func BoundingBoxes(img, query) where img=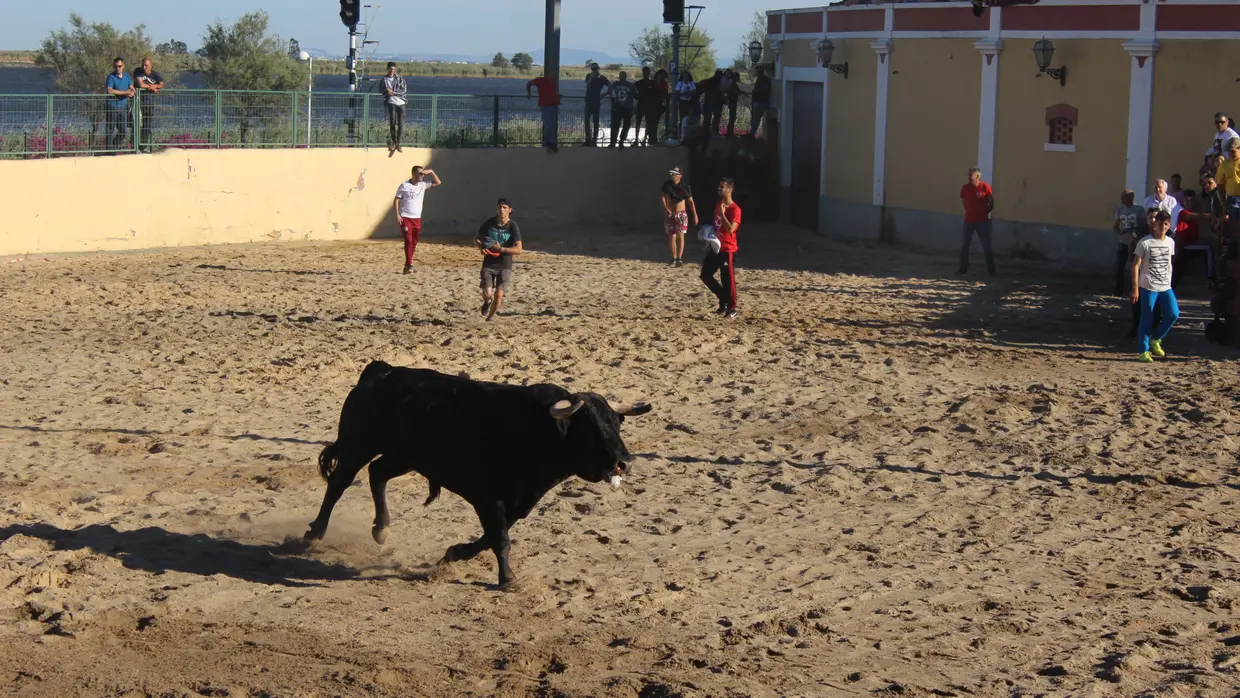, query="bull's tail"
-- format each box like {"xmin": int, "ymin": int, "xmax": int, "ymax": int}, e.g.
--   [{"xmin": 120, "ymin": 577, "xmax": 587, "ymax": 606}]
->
[{"xmin": 318, "ymin": 442, "xmax": 340, "ymax": 481}]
